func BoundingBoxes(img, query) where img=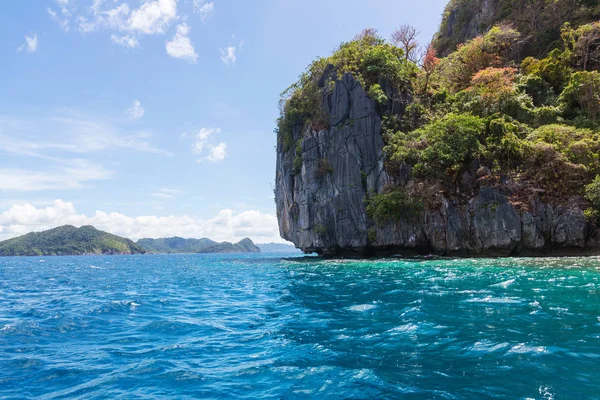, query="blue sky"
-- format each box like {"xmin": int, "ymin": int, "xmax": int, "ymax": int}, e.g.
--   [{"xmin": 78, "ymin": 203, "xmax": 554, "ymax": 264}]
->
[{"xmin": 0, "ymin": 0, "xmax": 448, "ymax": 242}]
